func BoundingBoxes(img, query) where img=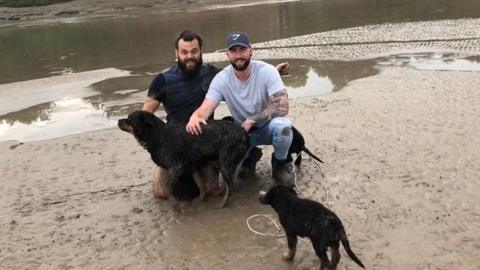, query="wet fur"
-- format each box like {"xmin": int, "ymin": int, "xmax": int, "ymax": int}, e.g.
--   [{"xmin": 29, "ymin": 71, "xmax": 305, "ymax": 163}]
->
[
  {"xmin": 259, "ymin": 186, "xmax": 365, "ymax": 270},
  {"xmin": 118, "ymin": 111, "xmax": 249, "ymax": 207}
]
